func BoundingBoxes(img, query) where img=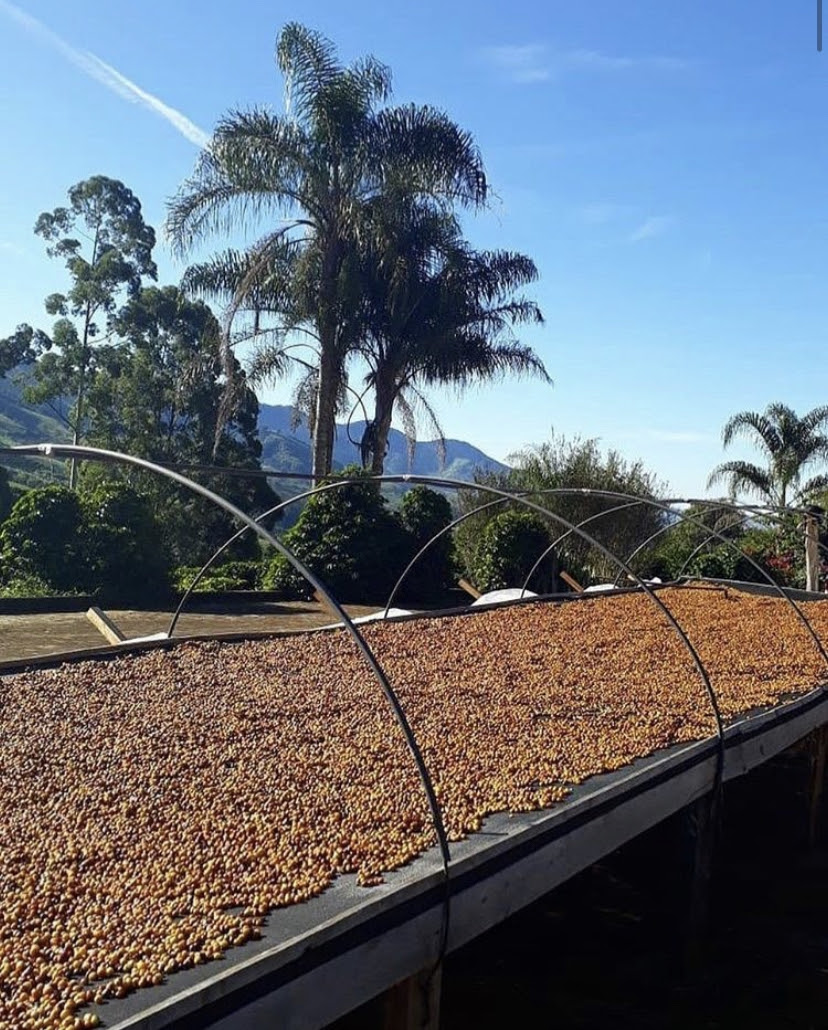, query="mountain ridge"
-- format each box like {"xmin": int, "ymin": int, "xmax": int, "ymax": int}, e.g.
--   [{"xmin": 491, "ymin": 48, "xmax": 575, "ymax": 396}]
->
[
  {"xmin": 0, "ymin": 380, "xmax": 508, "ymax": 484},
  {"xmin": 257, "ymin": 403, "xmax": 509, "ymax": 479}
]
